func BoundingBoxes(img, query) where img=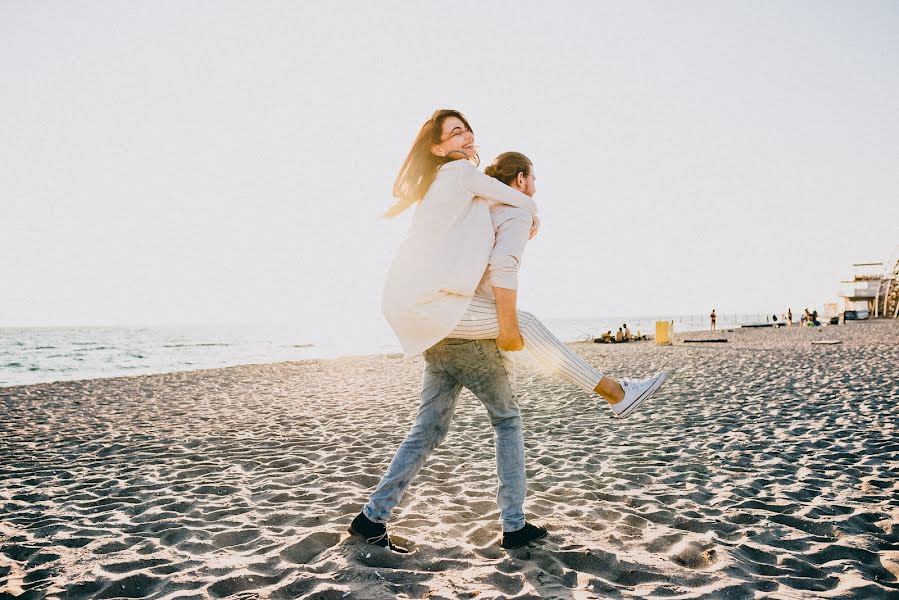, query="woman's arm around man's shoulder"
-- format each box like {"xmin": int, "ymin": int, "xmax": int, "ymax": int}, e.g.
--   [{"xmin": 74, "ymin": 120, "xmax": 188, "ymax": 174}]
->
[{"xmin": 457, "ymin": 160, "xmax": 538, "ymax": 215}]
